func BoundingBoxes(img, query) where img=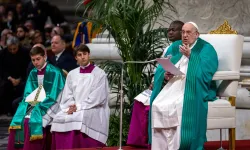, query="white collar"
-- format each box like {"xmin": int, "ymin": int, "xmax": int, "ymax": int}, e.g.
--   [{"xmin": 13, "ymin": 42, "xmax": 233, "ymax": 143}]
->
[
  {"xmin": 38, "ymin": 62, "xmax": 47, "ymax": 72},
  {"xmin": 80, "ymin": 63, "xmax": 90, "ymax": 69},
  {"xmin": 55, "ymin": 50, "xmax": 65, "ymax": 60},
  {"xmin": 190, "ymin": 40, "xmax": 197, "ymax": 50}
]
